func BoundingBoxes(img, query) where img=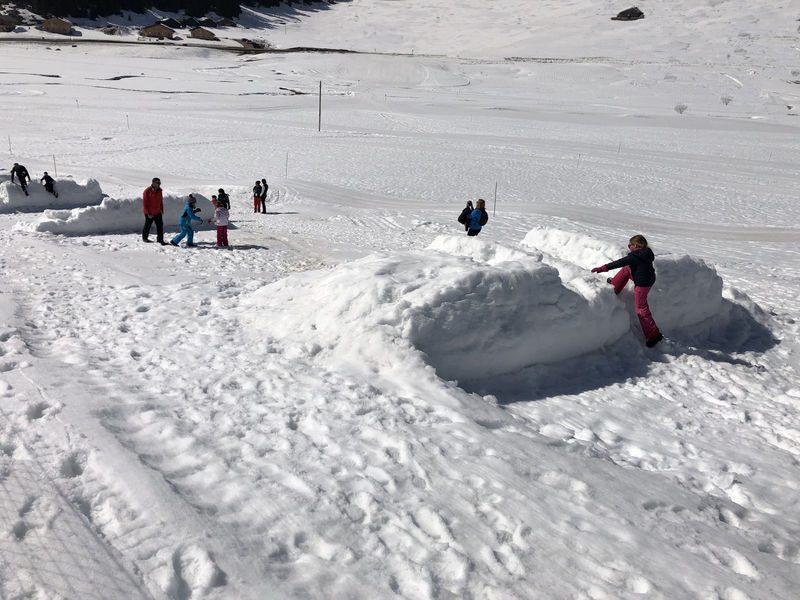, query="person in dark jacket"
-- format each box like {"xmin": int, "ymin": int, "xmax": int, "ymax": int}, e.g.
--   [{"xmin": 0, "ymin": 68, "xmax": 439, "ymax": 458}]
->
[
  {"xmin": 142, "ymin": 177, "xmax": 166, "ymax": 244},
  {"xmin": 466, "ymin": 199, "xmax": 489, "ymax": 236},
  {"xmin": 591, "ymin": 234, "xmax": 663, "ymax": 347},
  {"xmin": 457, "ymin": 200, "xmax": 473, "ymax": 231},
  {"xmin": 259, "ymin": 178, "xmax": 268, "ymax": 213},
  {"xmin": 40, "ymin": 172, "xmax": 58, "ymax": 197},
  {"xmin": 217, "ymin": 188, "xmax": 230, "ymax": 210},
  {"xmin": 252, "ymin": 180, "xmax": 262, "ymax": 213},
  {"xmin": 10, "ymin": 163, "xmax": 30, "ymax": 196}
]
